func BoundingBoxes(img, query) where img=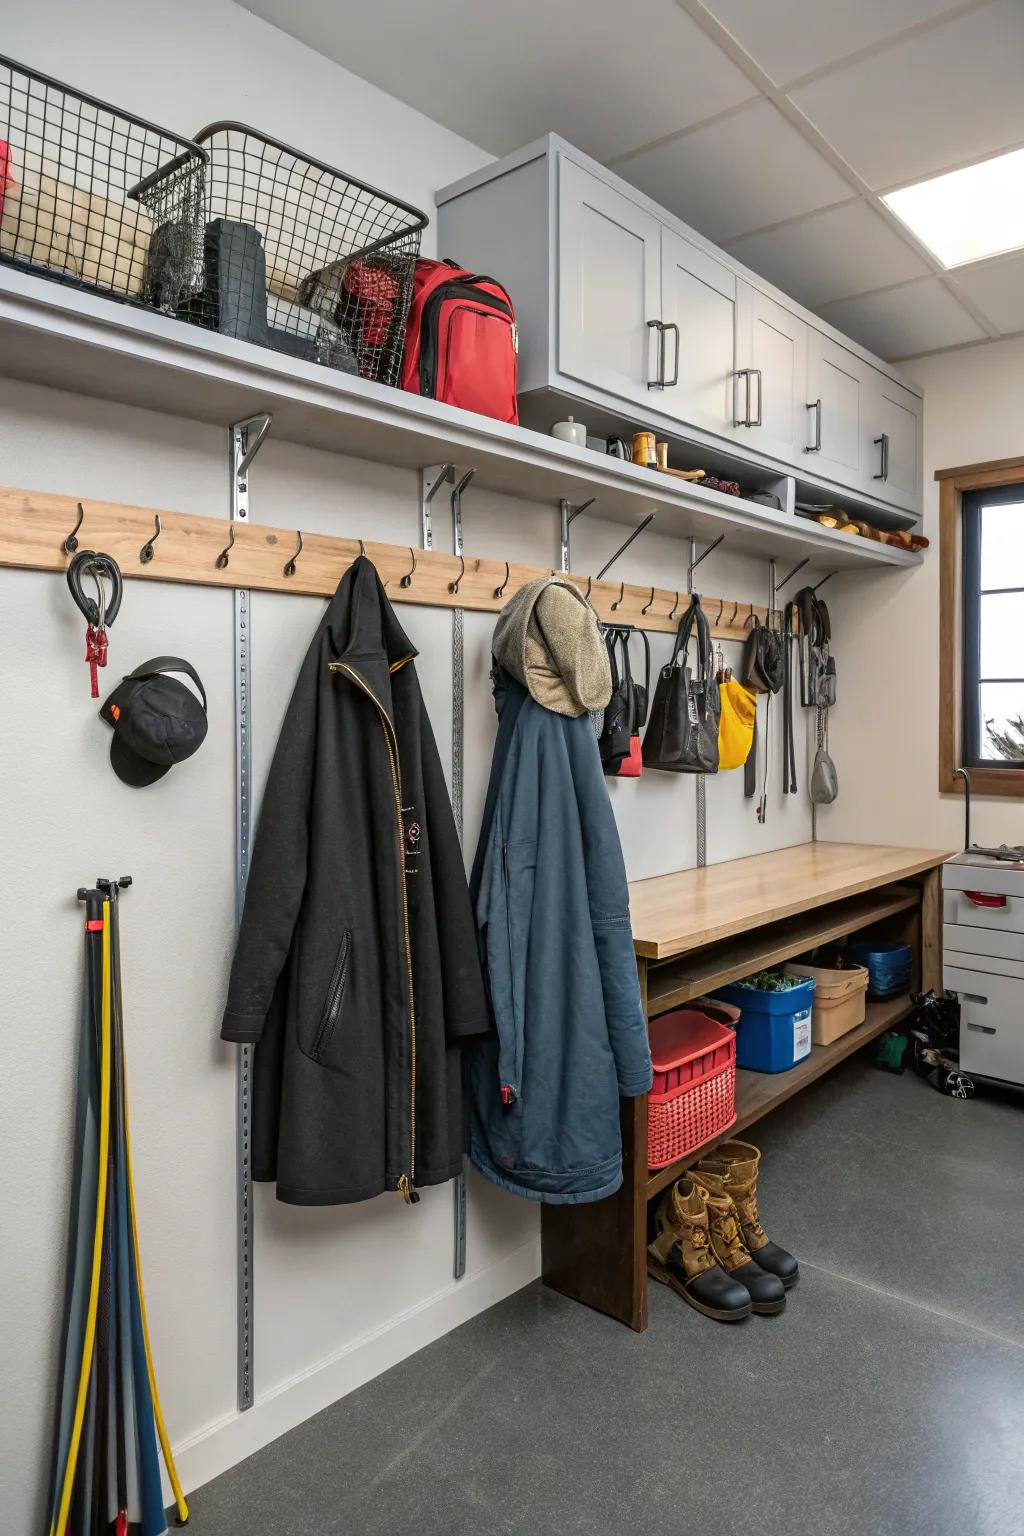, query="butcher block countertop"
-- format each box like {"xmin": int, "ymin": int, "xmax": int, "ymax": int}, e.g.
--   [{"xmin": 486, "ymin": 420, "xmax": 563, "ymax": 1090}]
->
[{"xmin": 627, "ymin": 842, "xmax": 951, "ymax": 960}]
